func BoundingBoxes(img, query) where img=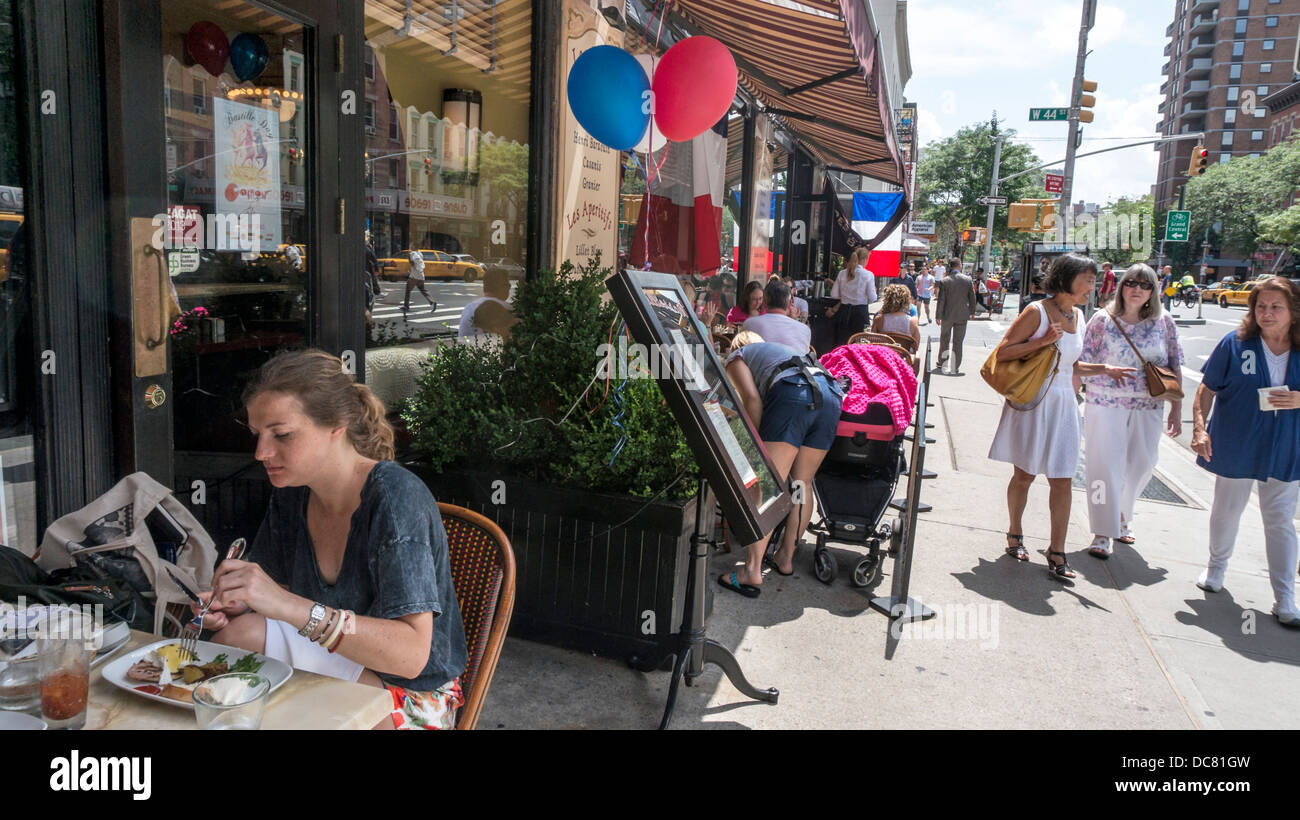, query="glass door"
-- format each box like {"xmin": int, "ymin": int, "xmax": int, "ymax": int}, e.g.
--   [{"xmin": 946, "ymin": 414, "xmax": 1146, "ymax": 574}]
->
[{"xmin": 108, "ymin": 0, "xmax": 350, "ymax": 545}]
